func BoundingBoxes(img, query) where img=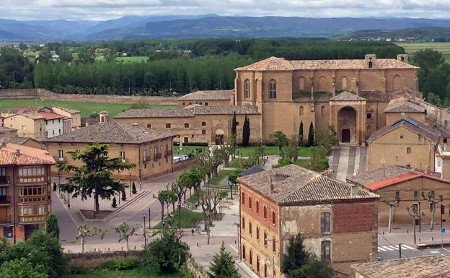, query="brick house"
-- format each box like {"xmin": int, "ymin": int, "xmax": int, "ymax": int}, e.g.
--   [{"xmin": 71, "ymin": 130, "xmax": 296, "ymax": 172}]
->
[
  {"xmin": 238, "ymin": 164, "xmax": 379, "ymax": 277},
  {"xmin": 43, "ymin": 121, "xmax": 176, "ymax": 181},
  {"xmin": 0, "ymin": 143, "xmax": 55, "ymax": 242}
]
